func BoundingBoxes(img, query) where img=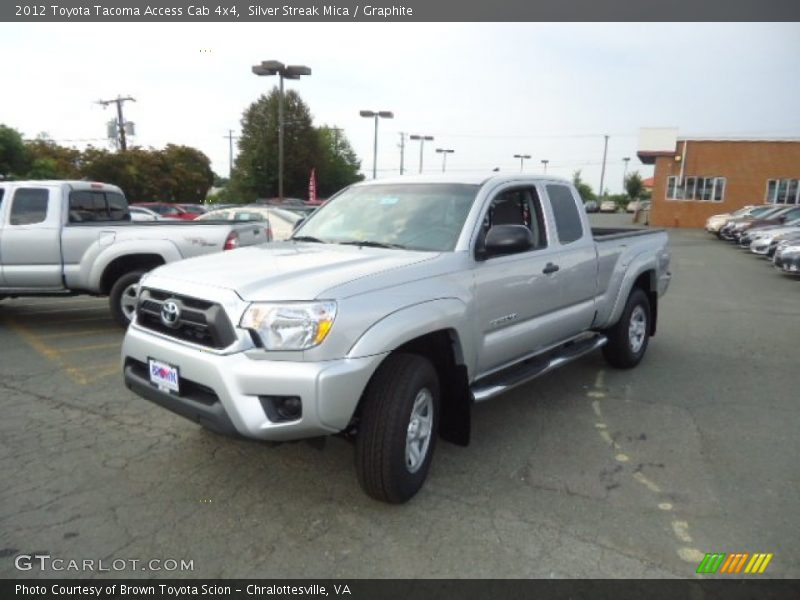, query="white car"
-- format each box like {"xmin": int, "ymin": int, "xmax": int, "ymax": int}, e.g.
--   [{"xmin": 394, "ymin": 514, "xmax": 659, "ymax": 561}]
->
[
  {"xmin": 197, "ymin": 205, "xmax": 302, "ymax": 240},
  {"xmin": 129, "ymin": 206, "xmax": 161, "ymax": 221},
  {"xmin": 600, "ymin": 200, "xmax": 617, "ymax": 213}
]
